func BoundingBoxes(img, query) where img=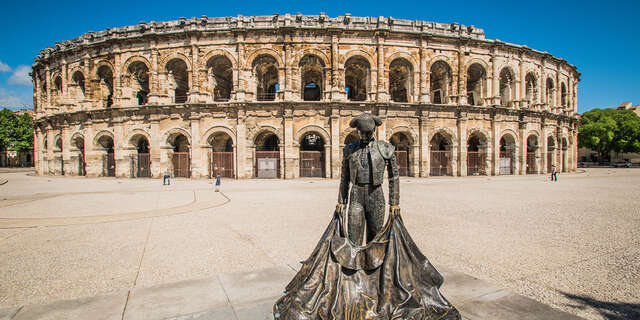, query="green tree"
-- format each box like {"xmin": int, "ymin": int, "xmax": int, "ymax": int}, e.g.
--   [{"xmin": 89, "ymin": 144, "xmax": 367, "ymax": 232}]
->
[
  {"xmin": 579, "ymin": 108, "xmax": 640, "ymax": 163},
  {"xmin": 0, "ymin": 109, "xmax": 17, "ymax": 151}
]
